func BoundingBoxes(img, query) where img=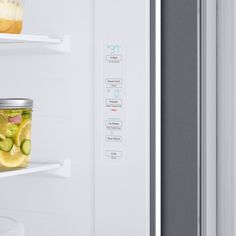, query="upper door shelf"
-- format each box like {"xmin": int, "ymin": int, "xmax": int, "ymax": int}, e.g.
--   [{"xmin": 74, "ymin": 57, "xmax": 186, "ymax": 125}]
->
[{"xmin": 0, "ymin": 34, "xmax": 70, "ymax": 55}]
